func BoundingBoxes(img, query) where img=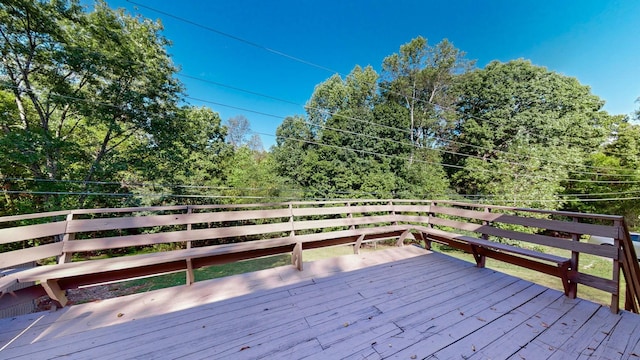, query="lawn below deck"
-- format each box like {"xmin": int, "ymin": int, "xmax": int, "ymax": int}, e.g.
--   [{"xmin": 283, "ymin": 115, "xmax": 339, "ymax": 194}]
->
[{"xmin": 2, "ymin": 246, "xmax": 640, "ymax": 359}]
